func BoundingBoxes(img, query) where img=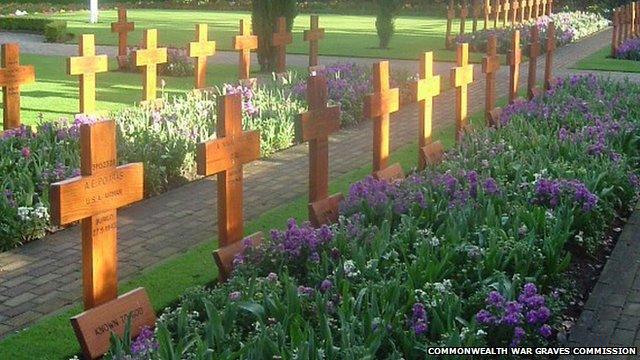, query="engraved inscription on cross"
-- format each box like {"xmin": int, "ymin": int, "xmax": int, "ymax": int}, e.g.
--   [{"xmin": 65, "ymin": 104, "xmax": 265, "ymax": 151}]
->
[
  {"xmin": 135, "ymin": 29, "xmax": 167, "ymax": 103},
  {"xmin": 272, "ymin": 17, "xmax": 293, "ymax": 74},
  {"xmin": 365, "ymin": 61, "xmax": 400, "ymax": 172},
  {"xmin": 50, "ymin": 120, "xmax": 144, "ymax": 310},
  {"xmin": 0, "ymin": 43, "xmax": 35, "ymax": 130},
  {"xmin": 110, "ymin": 7, "xmax": 134, "ymax": 68},
  {"xmin": 508, "ymin": 30, "xmax": 521, "ymax": 104},
  {"xmin": 482, "ymin": 35, "xmax": 500, "ymax": 126},
  {"xmin": 196, "ymin": 93, "xmax": 260, "ymax": 247},
  {"xmin": 189, "ymin": 24, "xmax": 216, "ymax": 90},
  {"xmin": 233, "ymin": 19, "xmax": 258, "ymax": 81},
  {"xmin": 450, "ymin": 43, "xmax": 474, "ymax": 144},
  {"xmin": 68, "ymin": 34, "xmax": 108, "ymax": 114},
  {"xmin": 304, "ymin": 15, "xmax": 325, "ymax": 69},
  {"xmin": 527, "ymin": 25, "xmax": 541, "ymax": 99},
  {"xmin": 415, "ymin": 52, "xmax": 441, "ymax": 170}
]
